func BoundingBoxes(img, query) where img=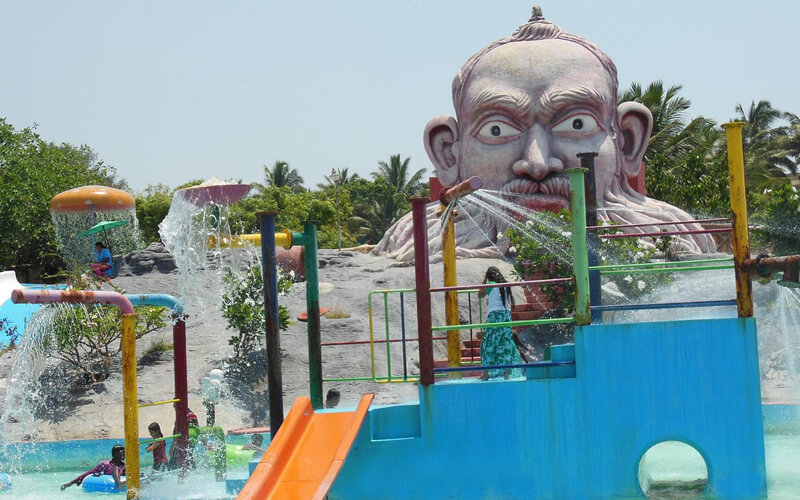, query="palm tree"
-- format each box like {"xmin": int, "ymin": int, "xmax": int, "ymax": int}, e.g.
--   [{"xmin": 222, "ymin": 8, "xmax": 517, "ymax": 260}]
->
[
  {"xmin": 317, "ymin": 167, "xmax": 360, "ymax": 189},
  {"xmin": 372, "ymin": 154, "xmax": 426, "ymax": 197},
  {"xmin": 733, "ymin": 100, "xmax": 791, "ymax": 190},
  {"xmin": 264, "ymin": 160, "xmax": 304, "ymax": 190},
  {"xmin": 619, "ymin": 81, "xmax": 716, "ymax": 164}
]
